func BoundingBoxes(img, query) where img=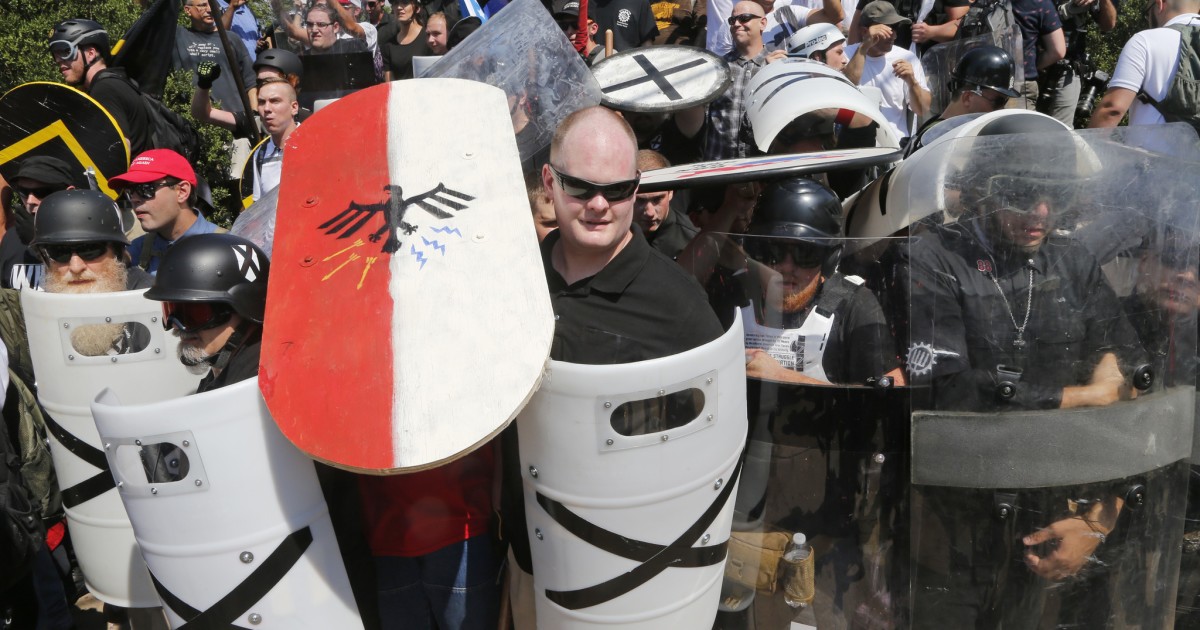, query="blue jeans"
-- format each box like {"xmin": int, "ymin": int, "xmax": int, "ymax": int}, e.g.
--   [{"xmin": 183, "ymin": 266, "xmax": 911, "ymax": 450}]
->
[{"xmin": 374, "ymin": 534, "xmax": 500, "ymax": 630}]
